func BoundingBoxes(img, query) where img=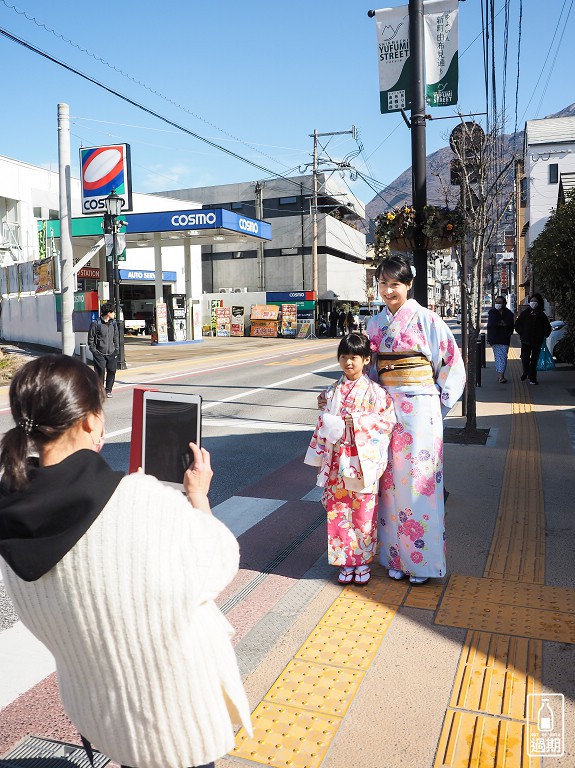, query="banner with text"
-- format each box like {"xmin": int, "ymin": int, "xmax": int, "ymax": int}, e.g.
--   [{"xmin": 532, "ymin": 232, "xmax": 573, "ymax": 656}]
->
[
  {"xmin": 424, "ymin": 0, "xmax": 458, "ymax": 107},
  {"xmin": 374, "ymin": 0, "xmax": 458, "ymax": 114}
]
